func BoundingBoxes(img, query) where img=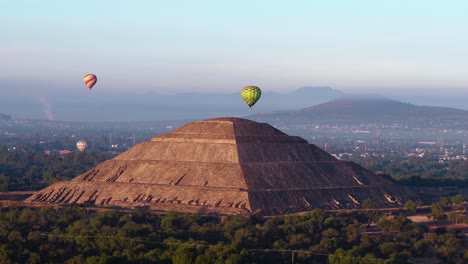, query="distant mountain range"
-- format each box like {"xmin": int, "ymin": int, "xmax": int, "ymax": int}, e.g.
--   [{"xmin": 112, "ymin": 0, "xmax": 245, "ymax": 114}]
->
[
  {"xmin": 3, "ymin": 84, "xmax": 468, "ymax": 127},
  {"xmin": 4, "ymin": 93, "xmax": 468, "ymax": 142},
  {"xmin": 249, "ymin": 95, "xmax": 468, "ymax": 127},
  {"xmin": 0, "ymin": 114, "xmax": 11, "ymax": 121},
  {"xmin": 0, "ymin": 86, "xmax": 343, "ymax": 122}
]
